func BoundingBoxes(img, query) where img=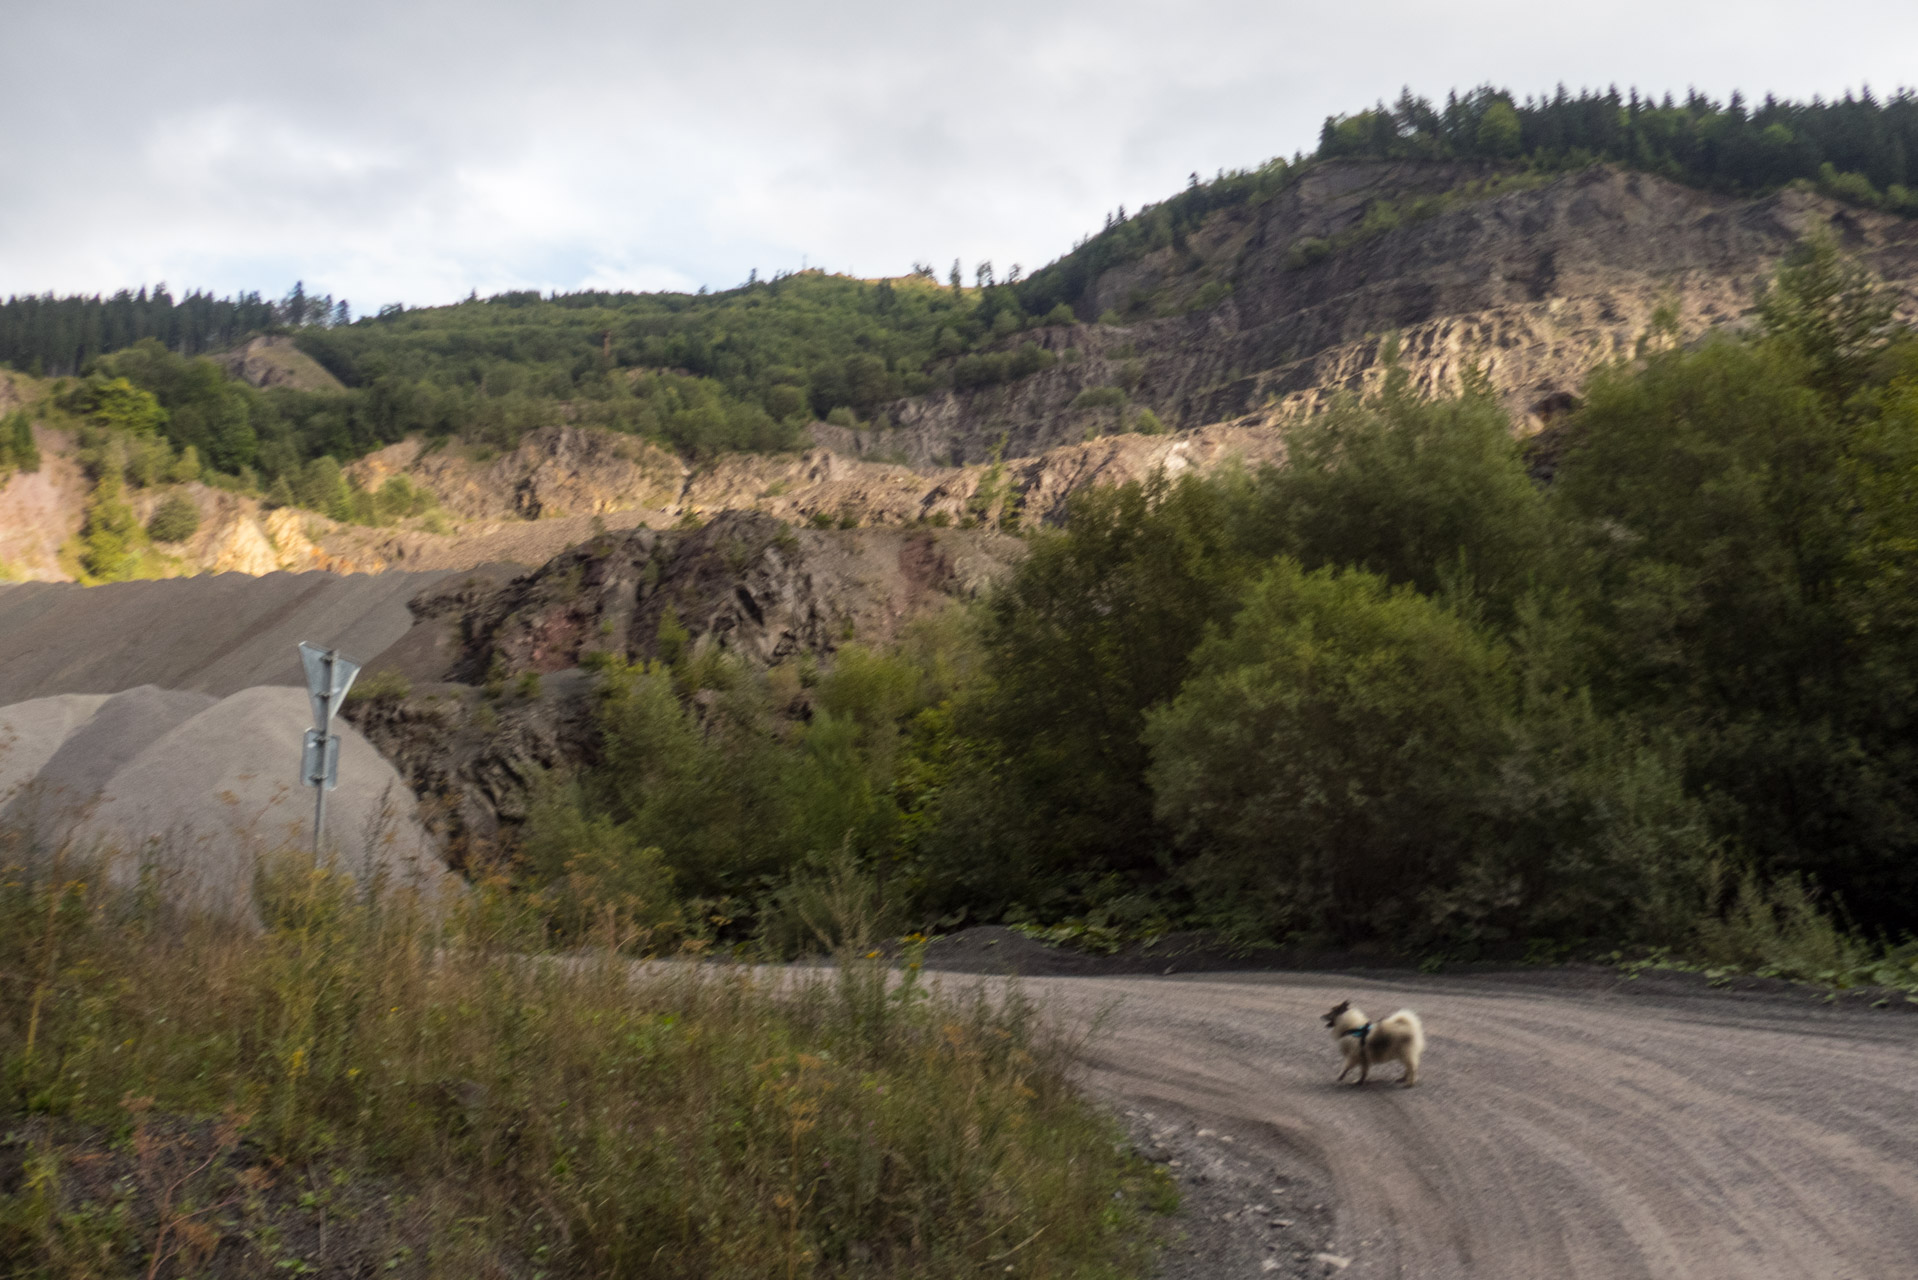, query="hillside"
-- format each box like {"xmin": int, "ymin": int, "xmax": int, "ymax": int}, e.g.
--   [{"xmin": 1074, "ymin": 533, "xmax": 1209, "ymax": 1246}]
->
[
  {"xmin": 858, "ymin": 162, "xmax": 1918, "ymax": 465},
  {"xmin": 4, "ymin": 159, "xmax": 1915, "ymax": 588}
]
